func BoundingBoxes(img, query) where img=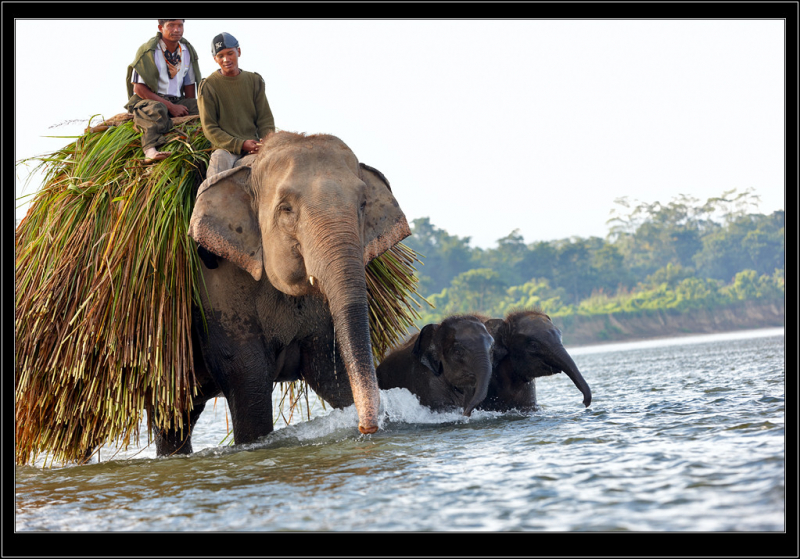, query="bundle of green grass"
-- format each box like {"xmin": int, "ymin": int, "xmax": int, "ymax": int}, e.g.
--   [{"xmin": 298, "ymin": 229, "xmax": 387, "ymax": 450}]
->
[{"xmin": 15, "ymin": 114, "xmax": 427, "ymax": 466}]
